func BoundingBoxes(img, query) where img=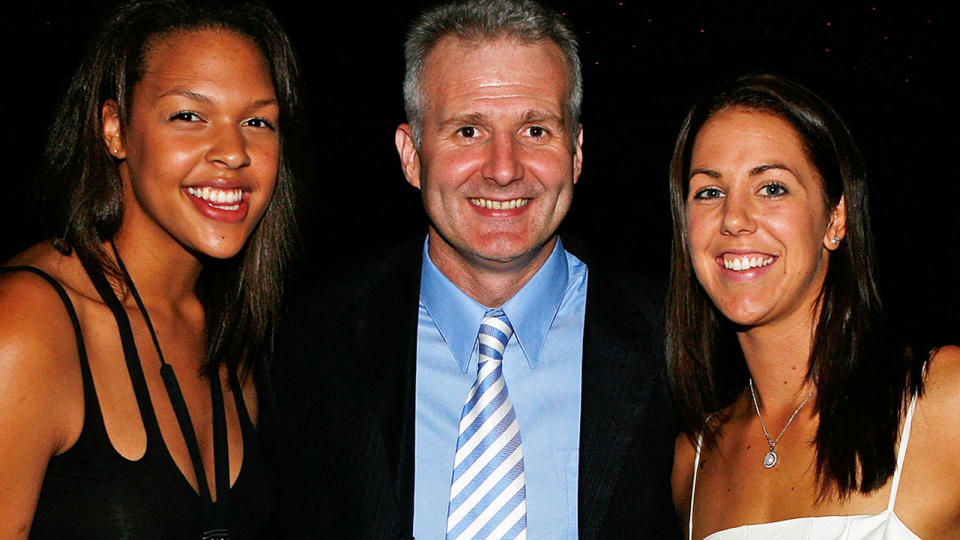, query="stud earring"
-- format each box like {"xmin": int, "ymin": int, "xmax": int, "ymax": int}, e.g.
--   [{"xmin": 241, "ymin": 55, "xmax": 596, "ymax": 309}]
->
[
  {"xmin": 112, "ymin": 148, "xmax": 119, "ymax": 154},
  {"xmin": 831, "ymin": 236, "xmax": 841, "ymax": 244}
]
